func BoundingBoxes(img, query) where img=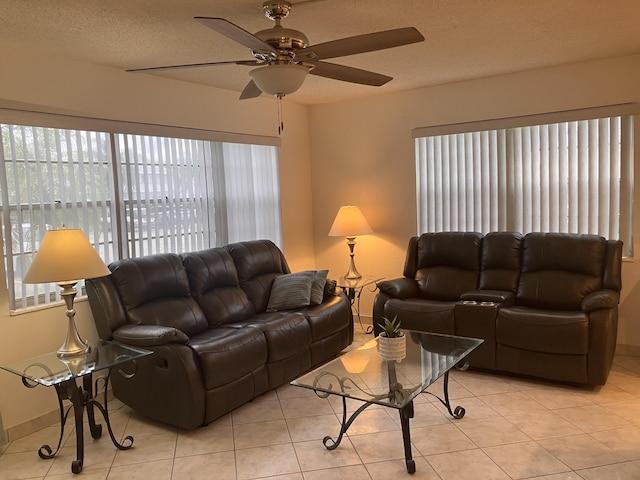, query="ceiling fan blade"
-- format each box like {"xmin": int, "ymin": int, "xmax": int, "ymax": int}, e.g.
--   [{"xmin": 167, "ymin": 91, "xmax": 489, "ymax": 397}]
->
[
  {"xmin": 308, "ymin": 61, "xmax": 392, "ymax": 86},
  {"xmin": 127, "ymin": 60, "xmax": 260, "ymax": 73},
  {"xmin": 239, "ymin": 80, "xmax": 263, "ymax": 100},
  {"xmin": 297, "ymin": 27, "xmax": 424, "ymax": 61},
  {"xmin": 195, "ymin": 17, "xmax": 278, "ymax": 55}
]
